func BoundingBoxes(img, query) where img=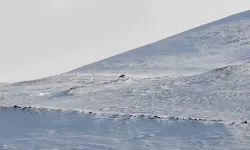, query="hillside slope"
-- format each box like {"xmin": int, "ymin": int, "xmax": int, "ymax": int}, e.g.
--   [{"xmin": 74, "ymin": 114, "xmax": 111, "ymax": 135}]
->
[
  {"xmin": 71, "ymin": 10, "xmax": 250, "ymax": 77},
  {"xmin": 1, "ymin": 10, "xmax": 250, "ymax": 149}
]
